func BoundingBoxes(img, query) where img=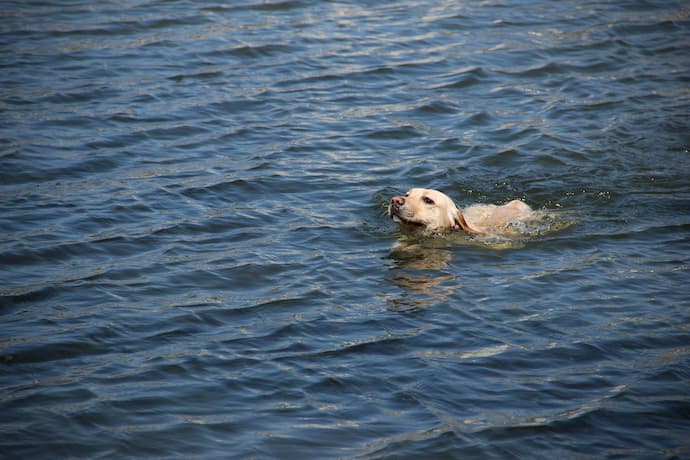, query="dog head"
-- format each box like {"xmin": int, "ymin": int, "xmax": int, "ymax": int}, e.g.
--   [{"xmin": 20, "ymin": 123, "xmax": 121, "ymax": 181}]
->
[{"xmin": 388, "ymin": 188, "xmax": 480, "ymax": 234}]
